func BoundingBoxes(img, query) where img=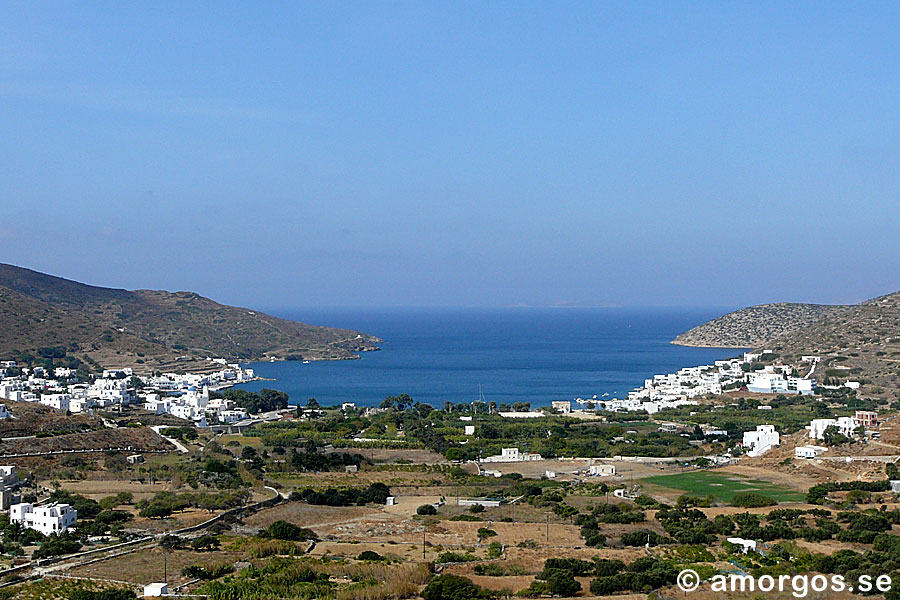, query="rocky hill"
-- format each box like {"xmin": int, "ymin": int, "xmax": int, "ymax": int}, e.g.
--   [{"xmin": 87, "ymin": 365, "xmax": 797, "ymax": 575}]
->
[
  {"xmin": 674, "ymin": 291, "xmax": 900, "ymax": 400},
  {"xmin": 0, "ymin": 263, "xmax": 380, "ymax": 372},
  {"xmin": 672, "ymin": 303, "xmax": 852, "ymax": 348},
  {"xmin": 764, "ymin": 292, "xmax": 900, "ymax": 398}
]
